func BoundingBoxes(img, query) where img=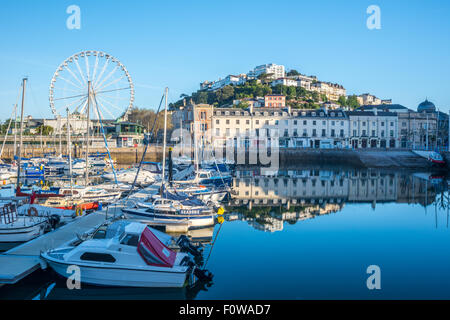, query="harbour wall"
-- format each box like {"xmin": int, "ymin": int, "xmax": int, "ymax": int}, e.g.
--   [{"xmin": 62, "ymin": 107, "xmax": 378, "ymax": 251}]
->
[{"xmin": 1, "ymin": 146, "xmax": 443, "ymax": 170}]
